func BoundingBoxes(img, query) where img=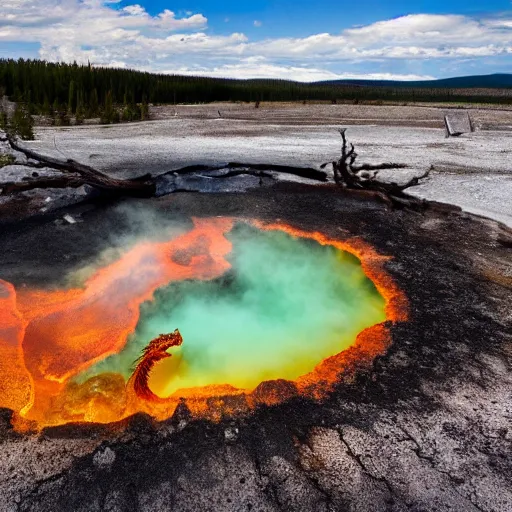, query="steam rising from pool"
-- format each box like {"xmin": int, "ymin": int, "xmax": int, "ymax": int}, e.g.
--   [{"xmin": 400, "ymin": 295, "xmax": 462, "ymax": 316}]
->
[
  {"xmin": 79, "ymin": 224, "xmax": 386, "ymax": 396},
  {"xmin": 0, "ymin": 216, "xmax": 408, "ymax": 429}
]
